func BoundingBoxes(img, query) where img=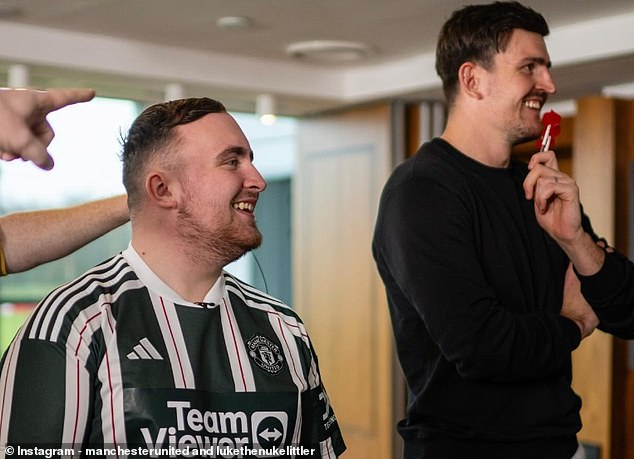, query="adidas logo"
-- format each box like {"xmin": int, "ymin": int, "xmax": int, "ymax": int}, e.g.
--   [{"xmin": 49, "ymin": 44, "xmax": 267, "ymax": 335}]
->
[{"xmin": 126, "ymin": 337, "xmax": 163, "ymax": 360}]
